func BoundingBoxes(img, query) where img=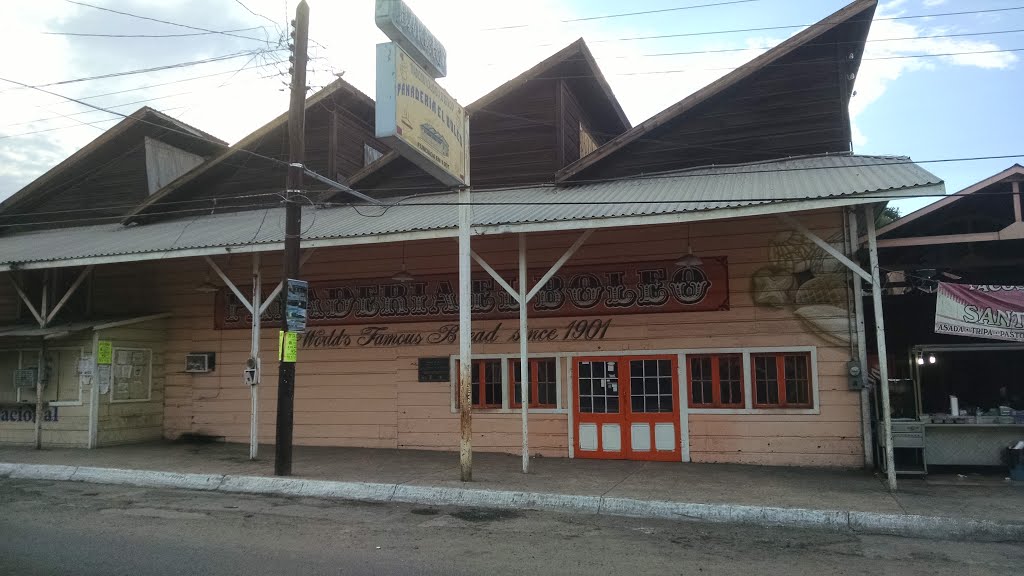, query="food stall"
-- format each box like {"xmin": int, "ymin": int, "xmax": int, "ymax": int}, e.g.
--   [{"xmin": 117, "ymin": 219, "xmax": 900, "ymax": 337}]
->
[{"xmin": 910, "ymin": 343, "xmax": 1024, "ymax": 470}]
